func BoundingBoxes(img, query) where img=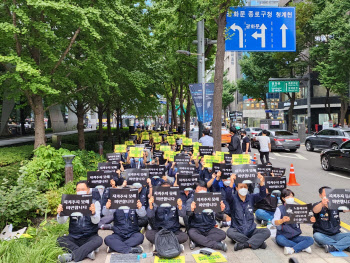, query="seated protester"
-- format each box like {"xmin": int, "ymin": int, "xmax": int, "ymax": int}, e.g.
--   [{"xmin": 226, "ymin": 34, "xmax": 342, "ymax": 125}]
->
[
  {"xmin": 186, "ymin": 181, "xmax": 227, "ymax": 251},
  {"xmin": 127, "ymin": 149, "xmax": 147, "ymax": 169},
  {"xmin": 146, "ymin": 181, "xmax": 188, "ymax": 248},
  {"xmin": 209, "ymin": 170, "xmax": 231, "ymax": 193},
  {"xmin": 103, "ymin": 199, "xmax": 147, "ymax": 254},
  {"xmin": 199, "ymin": 158, "xmax": 213, "ymax": 190},
  {"xmin": 254, "ymin": 187, "xmax": 278, "ymax": 225},
  {"xmin": 225, "ymin": 173, "xmax": 271, "ymax": 251},
  {"xmin": 173, "ymin": 174, "xmax": 194, "ymax": 205},
  {"xmin": 167, "ymin": 161, "xmax": 177, "ymax": 183},
  {"xmin": 57, "ymin": 181, "xmax": 103, "ymax": 263},
  {"xmin": 191, "ymin": 153, "xmax": 202, "ymax": 174},
  {"xmin": 312, "ymin": 186, "xmax": 350, "ymax": 253},
  {"xmin": 273, "ymin": 188, "xmax": 315, "ymax": 255}
]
